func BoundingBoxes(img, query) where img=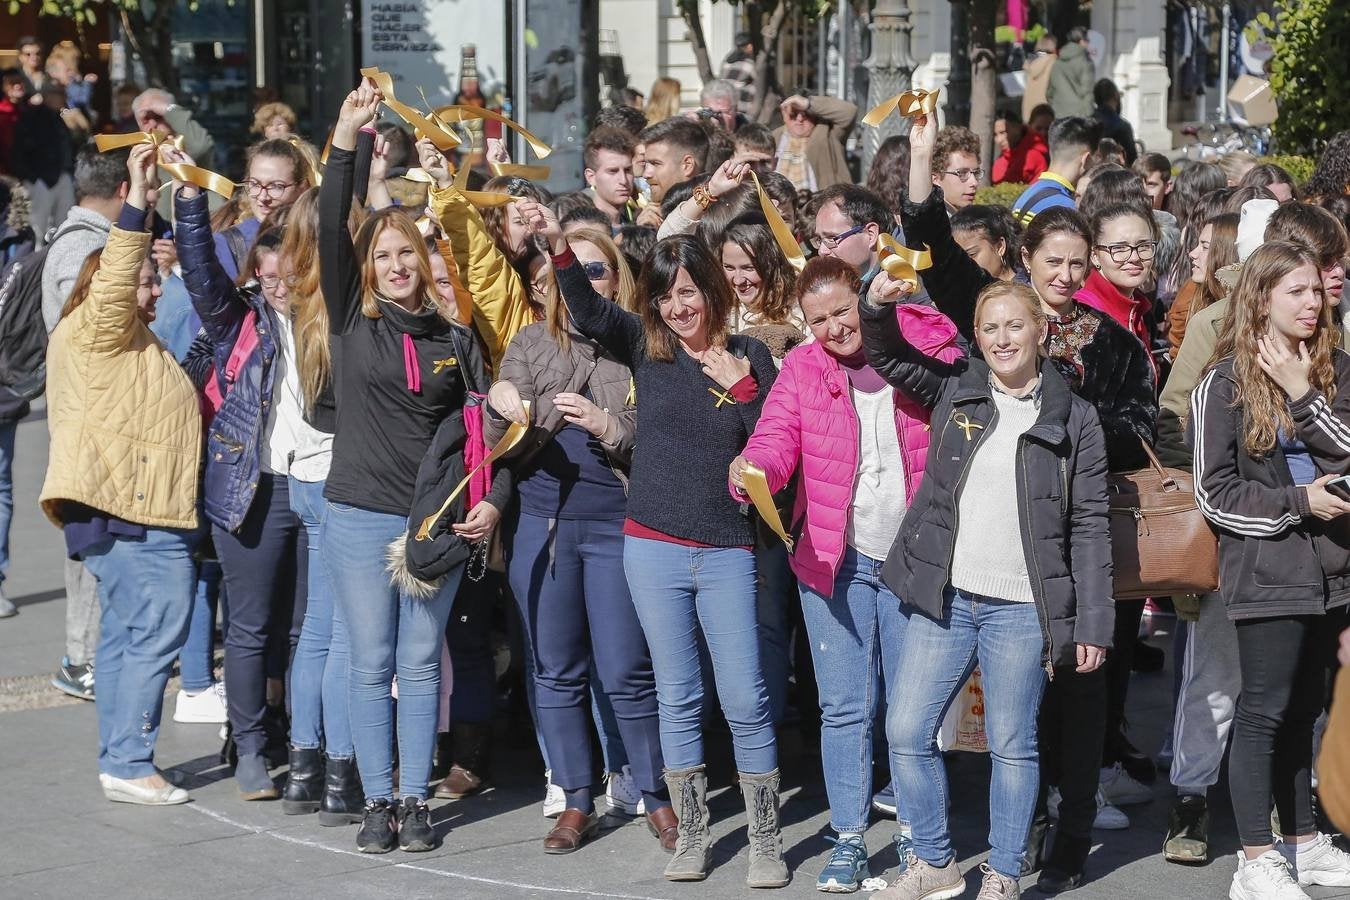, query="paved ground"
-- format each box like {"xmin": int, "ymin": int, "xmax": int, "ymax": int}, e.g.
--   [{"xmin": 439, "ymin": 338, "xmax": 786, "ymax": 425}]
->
[{"xmin": 2, "ymin": 407, "xmax": 1348, "ymax": 900}]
